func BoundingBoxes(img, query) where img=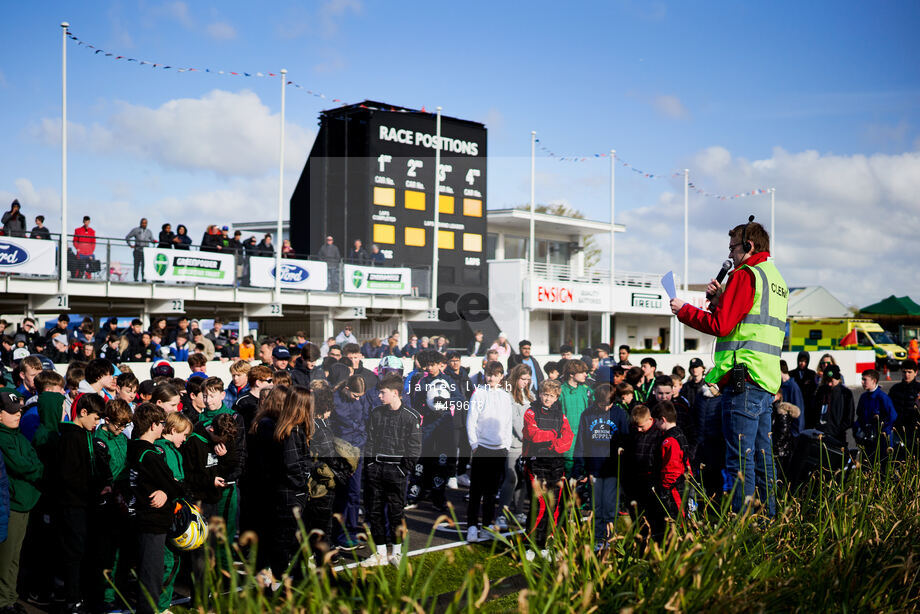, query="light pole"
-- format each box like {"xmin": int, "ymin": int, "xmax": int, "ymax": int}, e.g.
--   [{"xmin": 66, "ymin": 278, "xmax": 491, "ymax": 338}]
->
[
  {"xmin": 274, "ymin": 69, "xmax": 287, "ymax": 301},
  {"xmin": 60, "ymin": 22, "xmax": 69, "ymax": 294}
]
